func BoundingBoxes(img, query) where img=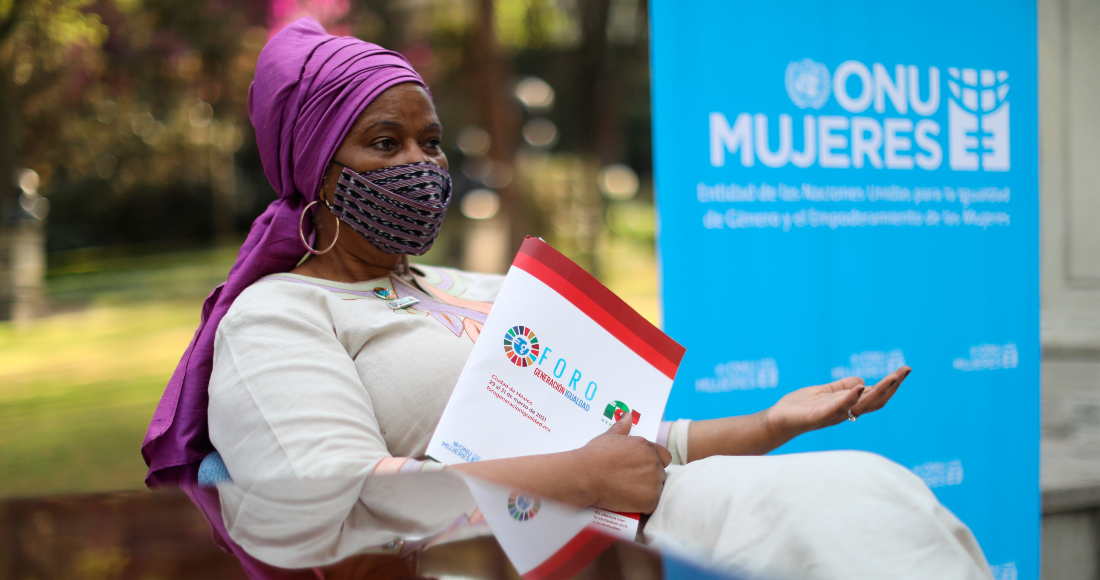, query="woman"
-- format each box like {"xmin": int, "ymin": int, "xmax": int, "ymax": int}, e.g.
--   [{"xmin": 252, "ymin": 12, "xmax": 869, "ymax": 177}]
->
[{"xmin": 143, "ymin": 18, "xmax": 992, "ymax": 580}]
